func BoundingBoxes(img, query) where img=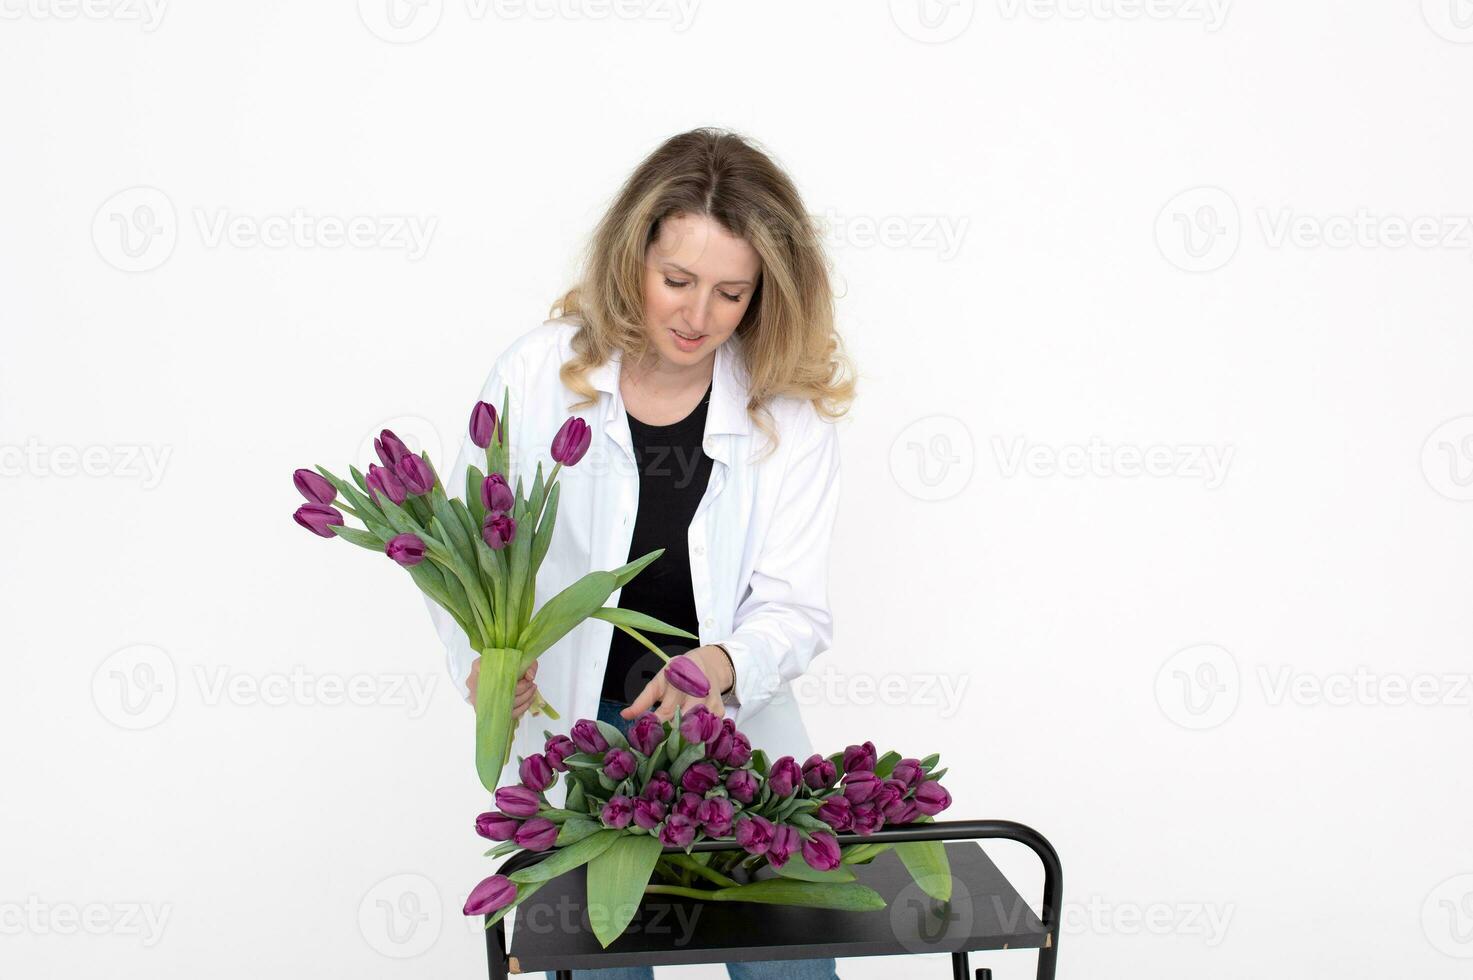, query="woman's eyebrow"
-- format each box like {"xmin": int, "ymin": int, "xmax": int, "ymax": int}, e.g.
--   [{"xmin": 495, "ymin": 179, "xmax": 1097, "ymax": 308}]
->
[{"xmin": 663, "ymin": 262, "xmax": 754, "ymax": 287}]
